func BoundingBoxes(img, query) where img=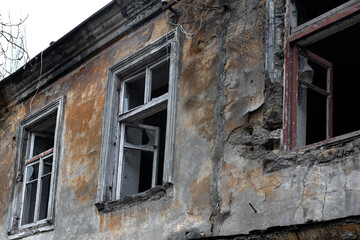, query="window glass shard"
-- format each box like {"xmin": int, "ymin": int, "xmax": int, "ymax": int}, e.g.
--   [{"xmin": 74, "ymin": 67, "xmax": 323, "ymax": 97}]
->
[
  {"xmin": 26, "ymin": 164, "xmax": 39, "ymax": 182},
  {"xmin": 125, "ymin": 126, "xmax": 157, "ymax": 148}
]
